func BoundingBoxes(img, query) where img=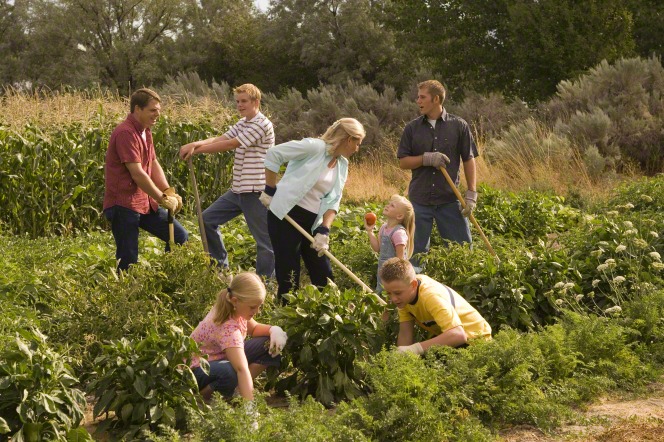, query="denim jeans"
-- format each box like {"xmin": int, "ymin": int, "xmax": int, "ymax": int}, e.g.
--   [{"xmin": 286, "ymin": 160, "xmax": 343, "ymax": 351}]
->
[
  {"xmin": 192, "ymin": 336, "xmax": 281, "ymax": 398},
  {"xmin": 104, "ymin": 205, "xmax": 188, "ymax": 271},
  {"xmin": 410, "ymin": 200, "xmax": 472, "ymax": 270},
  {"xmin": 203, "ymin": 190, "xmax": 275, "ymax": 277}
]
